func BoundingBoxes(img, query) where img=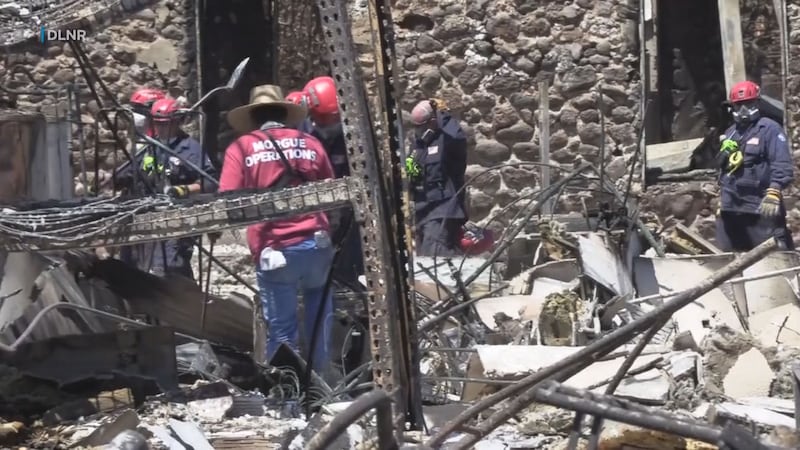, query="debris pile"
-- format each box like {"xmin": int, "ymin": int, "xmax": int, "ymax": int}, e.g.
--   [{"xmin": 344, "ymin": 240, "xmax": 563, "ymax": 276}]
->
[{"xmin": 408, "ymin": 177, "xmax": 800, "ymax": 448}]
